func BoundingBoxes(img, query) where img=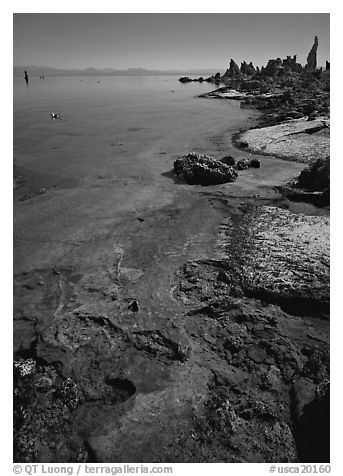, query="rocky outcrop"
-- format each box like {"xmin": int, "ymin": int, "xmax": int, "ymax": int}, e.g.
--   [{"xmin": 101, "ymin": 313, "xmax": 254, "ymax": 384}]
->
[
  {"xmin": 173, "ymin": 153, "xmax": 238, "ymax": 185},
  {"xmin": 224, "ymin": 59, "xmax": 242, "ymax": 79},
  {"xmin": 258, "ymin": 54, "xmax": 303, "ymax": 77},
  {"xmin": 261, "ymin": 58, "xmax": 283, "ymax": 76},
  {"xmin": 240, "ymin": 61, "xmax": 255, "ymax": 76},
  {"xmin": 179, "ymin": 74, "xmax": 223, "ymax": 85},
  {"xmin": 179, "ymin": 76, "xmax": 206, "ymax": 83},
  {"xmin": 282, "ymin": 55, "xmax": 303, "ymax": 73},
  {"xmin": 298, "ymin": 156, "xmax": 329, "ymax": 192},
  {"xmin": 306, "ymin": 36, "xmax": 319, "ymax": 71},
  {"xmin": 178, "ymin": 205, "xmax": 329, "ymax": 317},
  {"xmin": 206, "ymin": 72, "xmax": 222, "ymax": 84},
  {"xmin": 175, "ymin": 204, "xmax": 329, "ymax": 462},
  {"xmin": 238, "ymin": 117, "xmax": 330, "ymax": 163},
  {"xmin": 179, "ymin": 76, "xmax": 192, "ymax": 83},
  {"xmin": 280, "ymin": 156, "xmax": 330, "ymax": 207},
  {"xmin": 200, "ymin": 87, "xmax": 248, "ymax": 100}
]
